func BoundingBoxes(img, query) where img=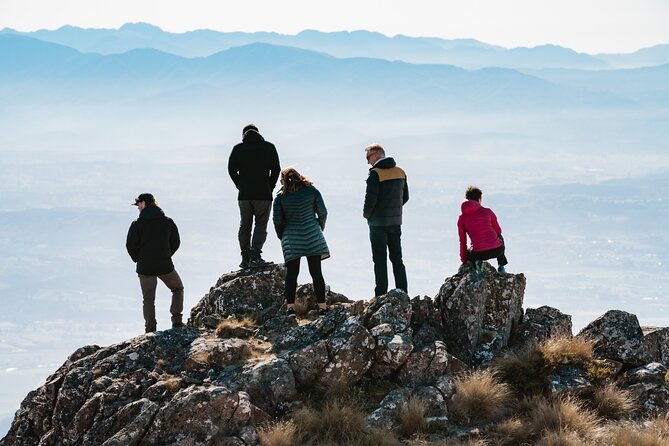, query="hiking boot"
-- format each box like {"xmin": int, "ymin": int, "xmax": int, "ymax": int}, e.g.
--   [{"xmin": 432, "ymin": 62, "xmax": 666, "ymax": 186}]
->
[
  {"xmin": 248, "ymin": 249, "xmax": 269, "ymax": 267},
  {"xmin": 172, "ymin": 322, "xmax": 185, "ymax": 329},
  {"xmin": 239, "ymin": 249, "xmax": 250, "ymax": 269},
  {"xmin": 286, "ymin": 308, "xmax": 296, "ymax": 317},
  {"xmin": 318, "ymin": 307, "xmax": 329, "ymax": 316},
  {"xmin": 498, "ymin": 265, "xmax": 507, "ymax": 273}
]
